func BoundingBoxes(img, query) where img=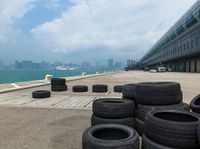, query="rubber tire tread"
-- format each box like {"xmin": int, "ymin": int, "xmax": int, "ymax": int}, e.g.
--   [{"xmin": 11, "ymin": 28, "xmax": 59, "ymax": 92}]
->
[
  {"xmin": 51, "ymin": 85, "xmax": 67, "ymax": 91},
  {"xmin": 73, "ymin": 85, "xmax": 88, "ymax": 92},
  {"xmin": 144, "ymin": 110, "xmax": 200, "ymax": 148},
  {"xmin": 91, "ymin": 114, "xmax": 134, "ymax": 128},
  {"xmin": 142, "ymin": 134, "xmax": 179, "ymax": 149},
  {"xmin": 32, "ymin": 90, "xmax": 51, "ymax": 98},
  {"xmin": 51, "ymin": 78, "xmax": 66, "ymax": 85},
  {"xmin": 82, "ymin": 124, "xmax": 140, "ymax": 149},
  {"xmin": 122, "ymin": 84, "xmax": 137, "ymax": 99},
  {"xmin": 134, "ymin": 118, "xmax": 144, "ymax": 136},
  {"xmin": 136, "ymin": 103, "xmax": 190, "ymax": 121},
  {"xmin": 92, "ymin": 85, "xmax": 108, "ymax": 93},
  {"xmin": 190, "ymin": 94, "xmax": 200, "ymax": 113},
  {"xmin": 93, "ymin": 98, "xmax": 135, "ymax": 118},
  {"xmin": 114, "ymin": 85, "xmax": 123, "ymax": 93},
  {"xmin": 135, "ymin": 82, "xmax": 182, "ymax": 105}
]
